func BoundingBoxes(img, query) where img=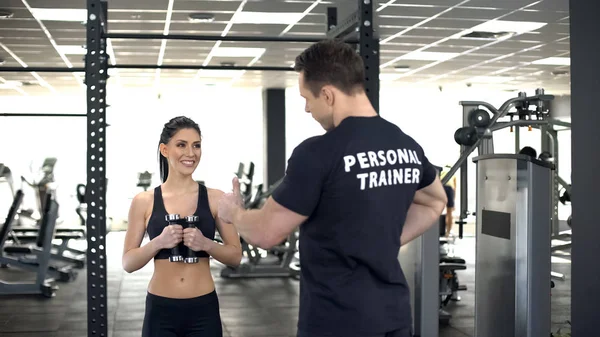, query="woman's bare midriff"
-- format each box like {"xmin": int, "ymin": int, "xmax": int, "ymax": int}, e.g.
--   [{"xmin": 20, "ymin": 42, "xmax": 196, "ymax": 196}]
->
[{"xmin": 147, "ymin": 258, "xmax": 215, "ymax": 298}]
